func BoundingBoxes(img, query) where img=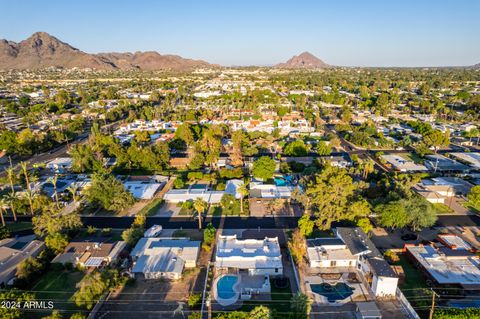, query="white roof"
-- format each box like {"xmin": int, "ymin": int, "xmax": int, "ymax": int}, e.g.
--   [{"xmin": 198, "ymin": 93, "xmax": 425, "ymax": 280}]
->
[
  {"xmin": 225, "ymin": 179, "xmax": 244, "ymax": 199},
  {"xmin": 406, "ymin": 245, "xmax": 480, "ymax": 286},
  {"xmin": 131, "ymin": 238, "xmax": 200, "ymax": 275},
  {"xmin": 84, "ymin": 257, "xmax": 104, "ymax": 267},
  {"xmin": 215, "ymin": 235, "xmax": 282, "ymax": 269},
  {"xmin": 438, "ymin": 235, "xmax": 472, "ymax": 250},
  {"xmin": 163, "ymin": 189, "xmax": 224, "ymax": 203},
  {"xmin": 46, "ymin": 157, "xmax": 73, "ymax": 167},
  {"xmin": 123, "ymin": 182, "xmax": 162, "ymax": 199},
  {"xmin": 381, "ymin": 154, "xmax": 427, "ymax": 172},
  {"xmin": 450, "ymin": 152, "xmax": 480, "ymax": 169}
]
